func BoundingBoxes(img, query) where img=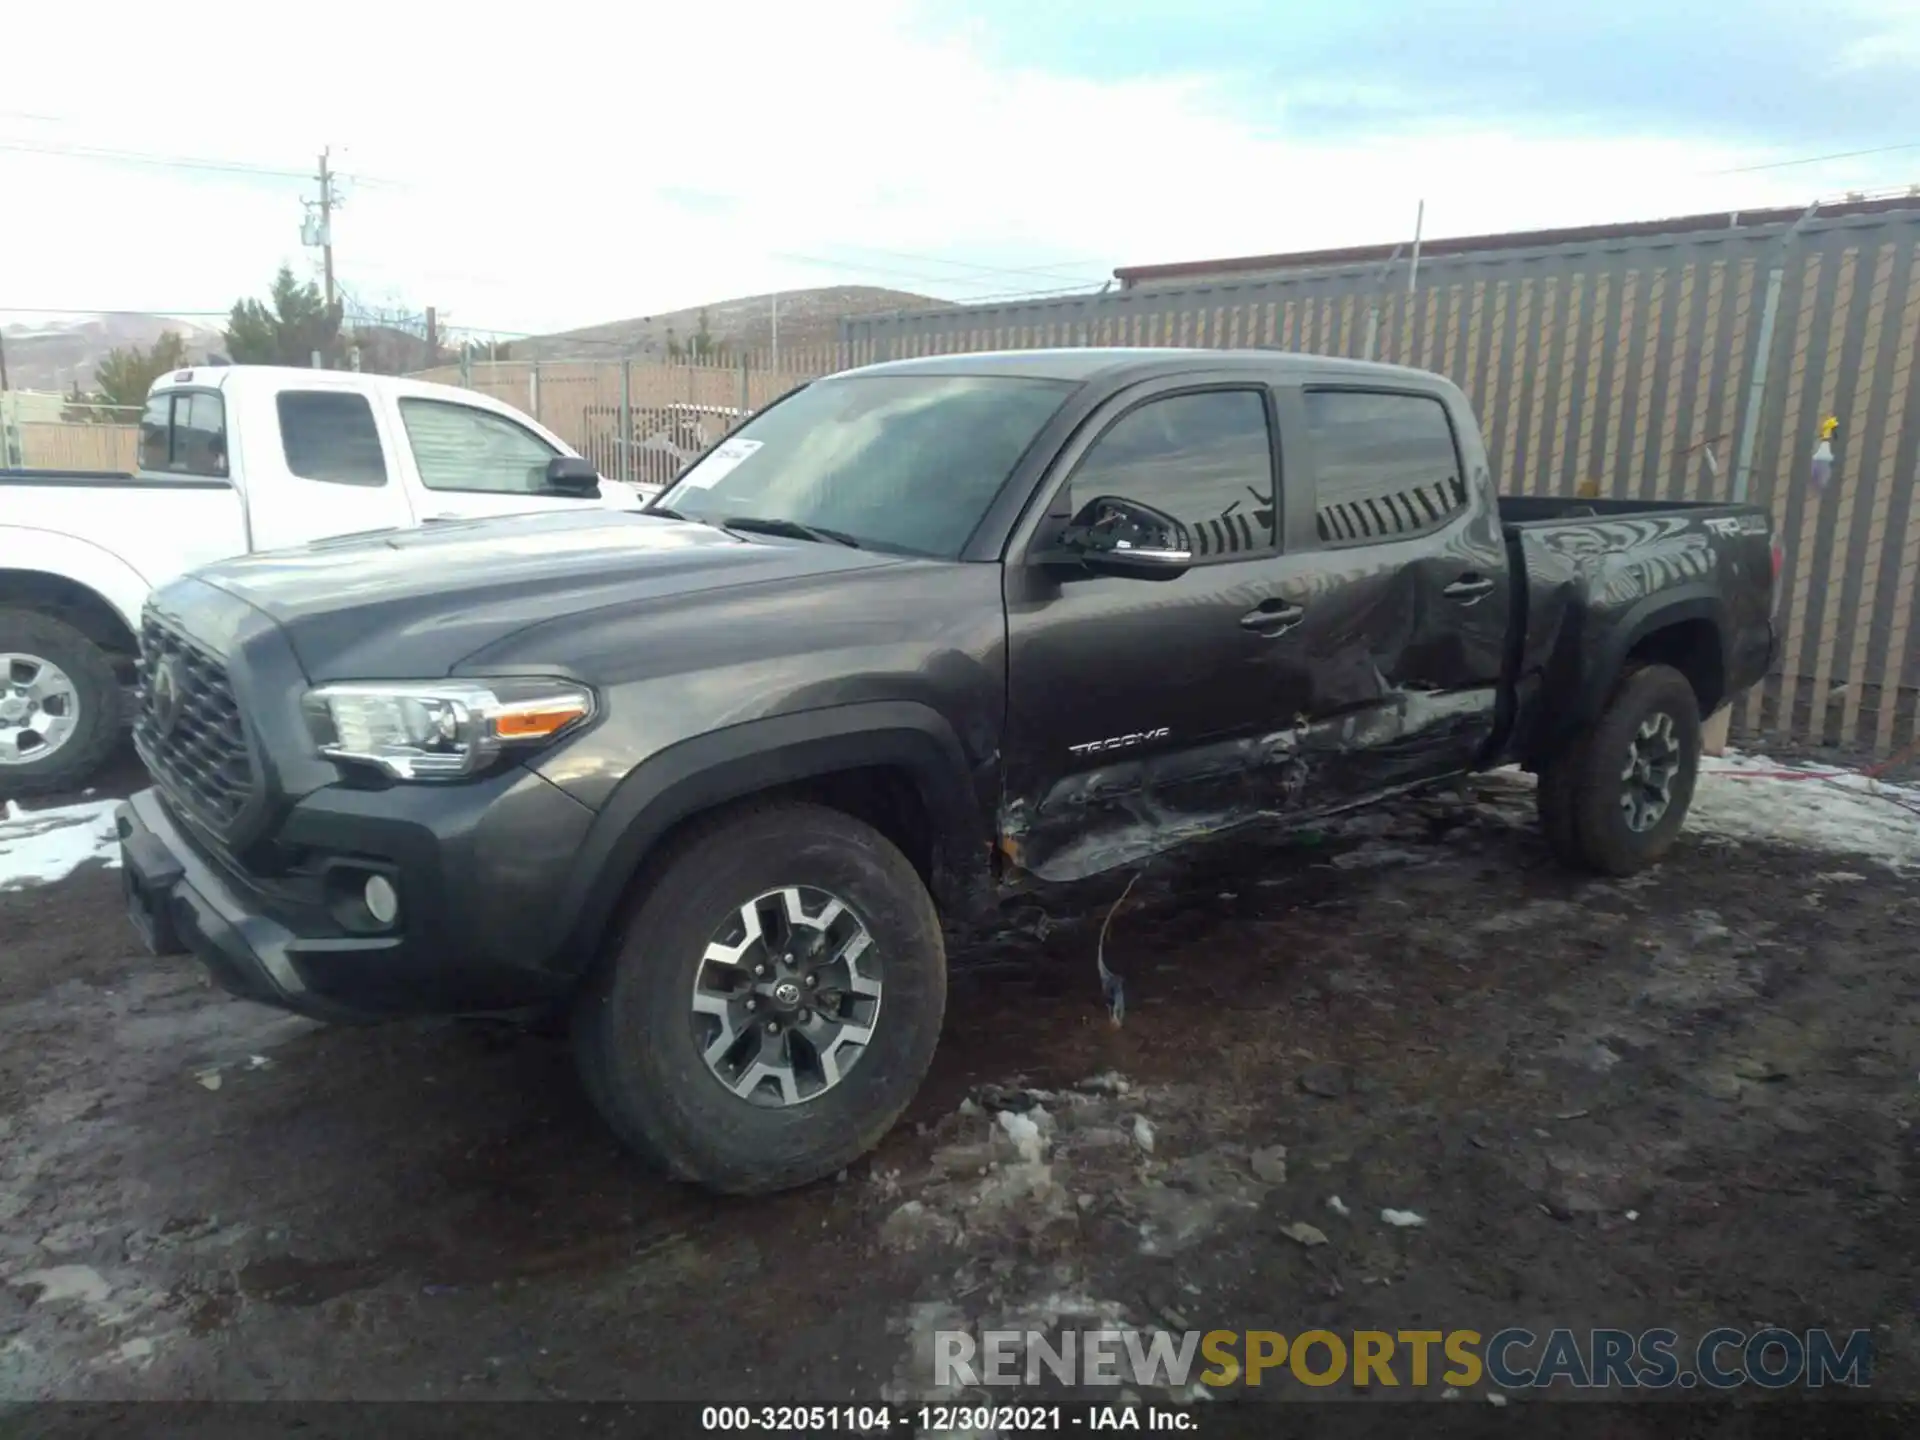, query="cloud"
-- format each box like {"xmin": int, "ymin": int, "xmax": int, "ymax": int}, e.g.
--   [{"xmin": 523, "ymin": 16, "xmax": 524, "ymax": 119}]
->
[
  {"xmin": 926, "ymin": 0, "xmax": 1920, "ymax": 148},
  {"xmin": 2, "ymin": 0, "xmax": 1915, "ymax": 341}
]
